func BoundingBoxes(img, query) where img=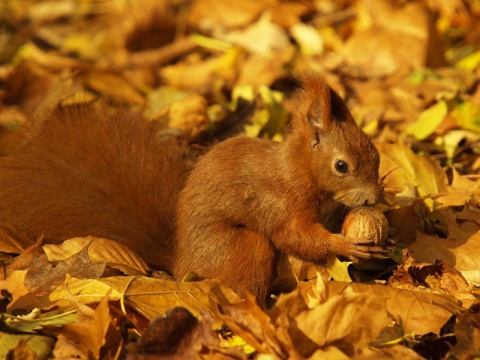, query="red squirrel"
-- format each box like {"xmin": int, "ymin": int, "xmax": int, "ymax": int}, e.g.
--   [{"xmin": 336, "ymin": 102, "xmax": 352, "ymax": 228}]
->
[
  {"xmin": 174, "ymin": 75, "xmax": 386, "ymax": 302},
  {"xmin": 0, "ymin": 74, "xmax": 386, "ymax": 303}
]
